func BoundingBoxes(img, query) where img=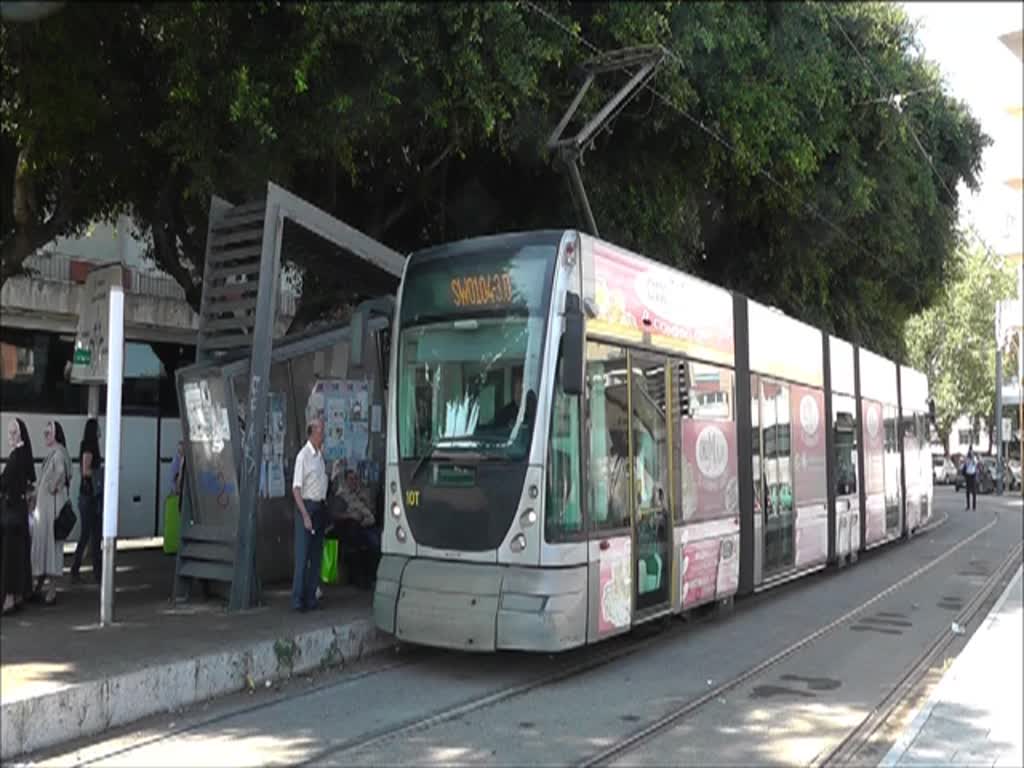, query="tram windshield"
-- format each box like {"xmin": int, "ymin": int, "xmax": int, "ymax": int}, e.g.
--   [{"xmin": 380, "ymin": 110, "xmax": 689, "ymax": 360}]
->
[{"xmin": 396, "ymin": 236, "xmax": 558, "ymax": 462}]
